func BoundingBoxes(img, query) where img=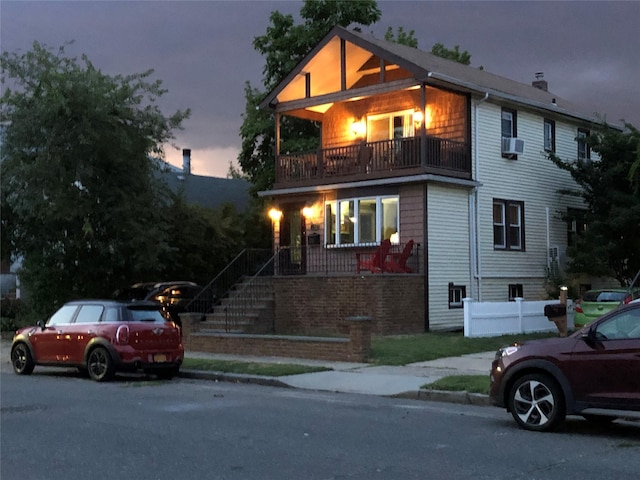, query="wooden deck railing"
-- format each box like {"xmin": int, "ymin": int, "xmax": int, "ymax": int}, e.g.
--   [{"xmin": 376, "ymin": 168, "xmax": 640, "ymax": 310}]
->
[{"xmin": 276, "ymin": 136, "xmax": 470, "ymax": 184}]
